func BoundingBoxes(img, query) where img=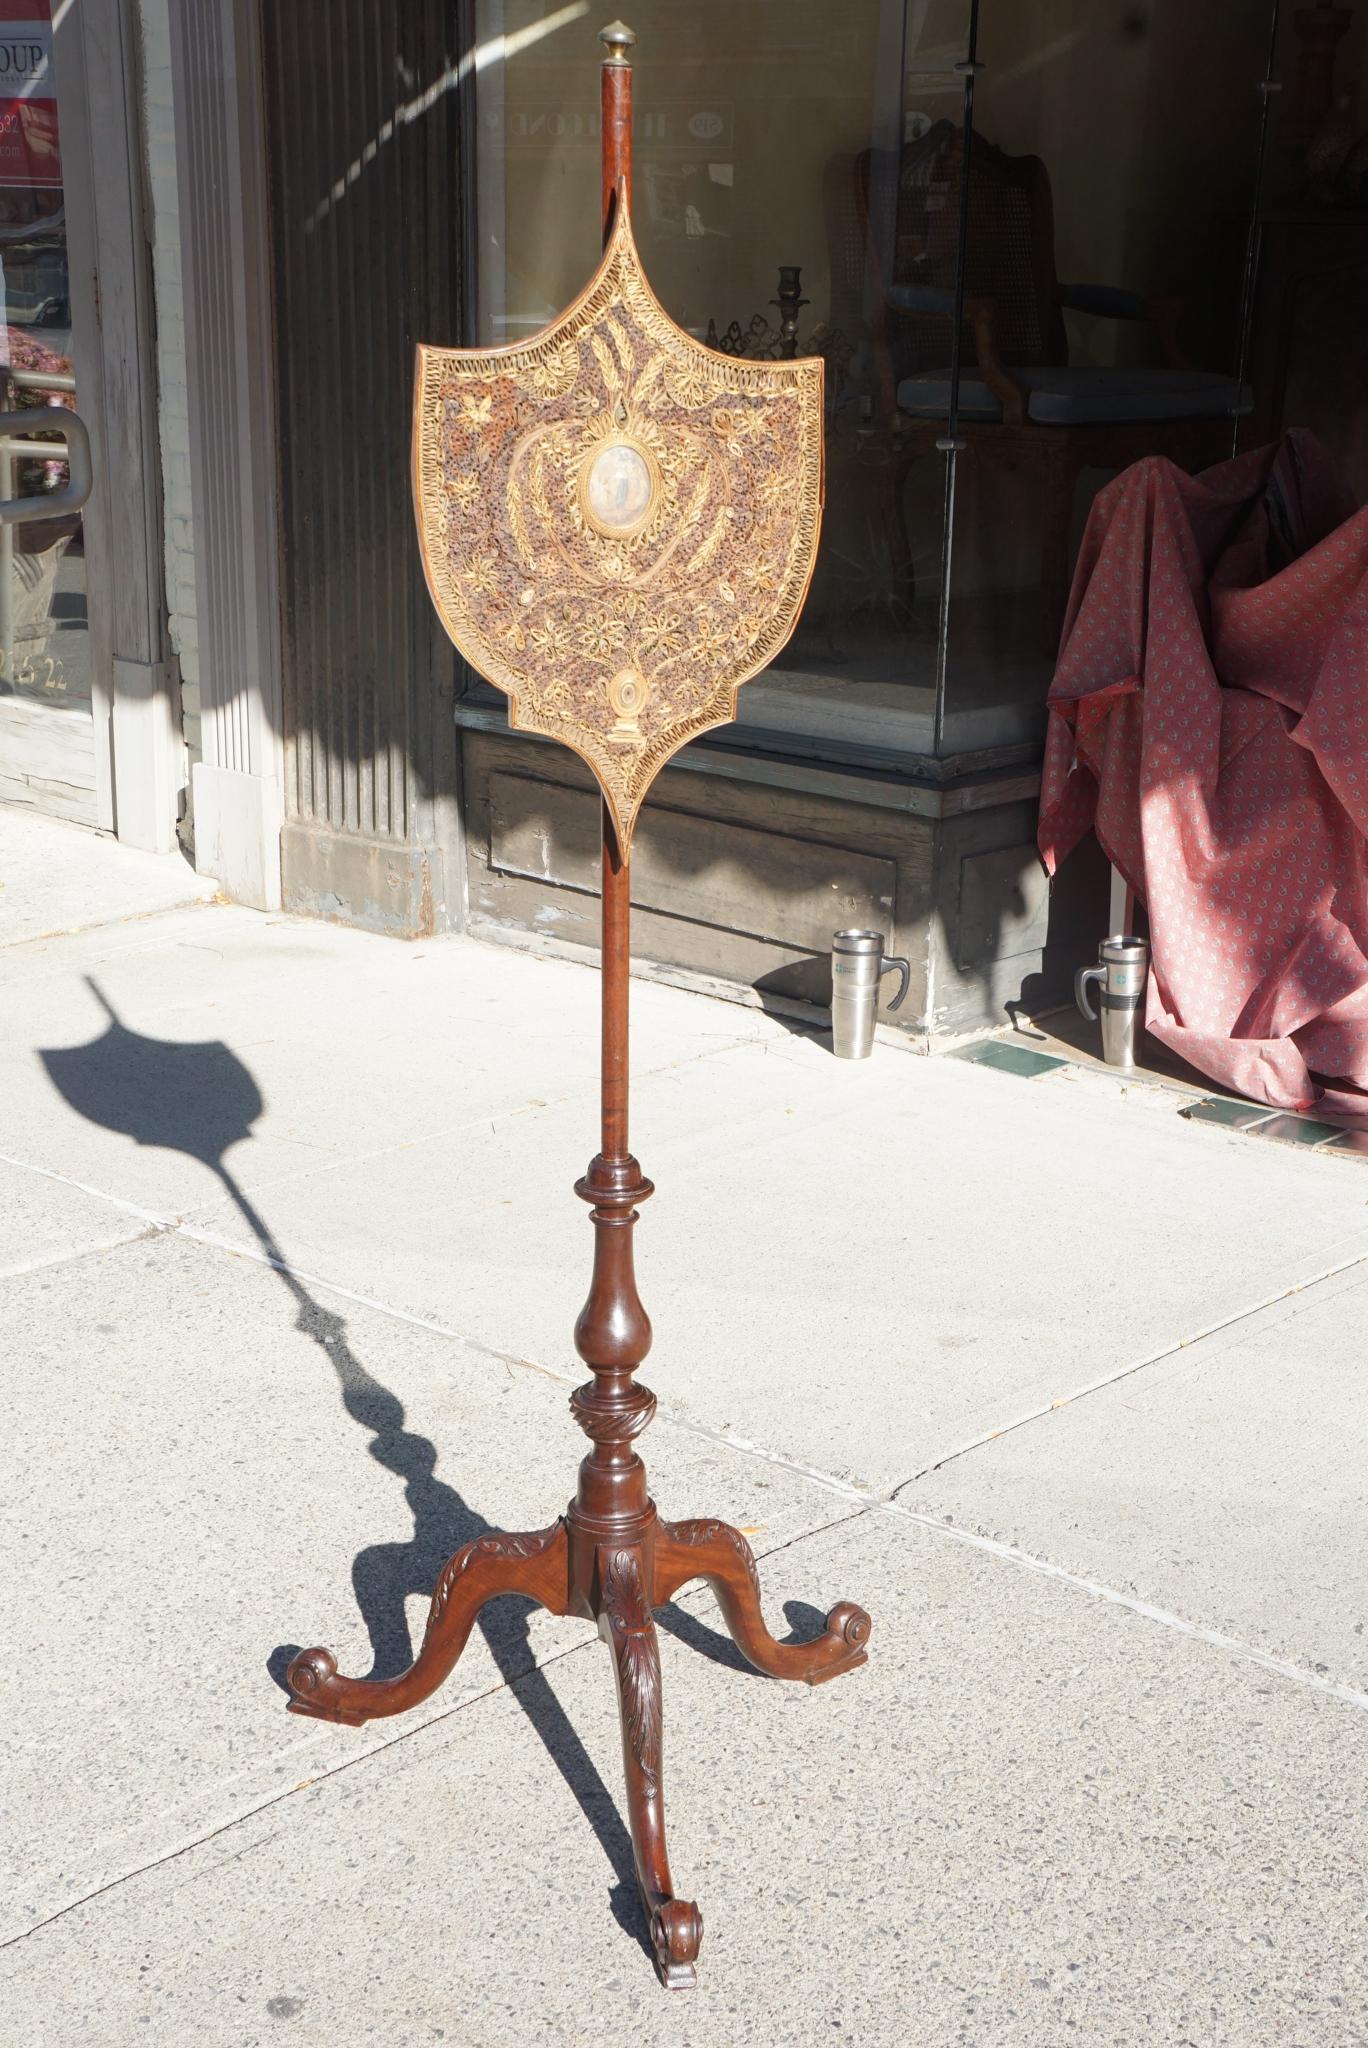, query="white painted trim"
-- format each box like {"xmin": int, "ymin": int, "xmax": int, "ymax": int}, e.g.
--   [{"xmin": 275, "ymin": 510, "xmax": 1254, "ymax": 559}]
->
[
  {"xmin": 56, "ymin": 0, "xmax": 182, "ymax": 851},
  {"xmin": 1108, "ymin": 863, "xmax": 1131, "ymax": 934},
  {"xmin": 111, "ymin": 658, "xmax": 179, "ymax": 854},
  {"xmin": 171, "ymin": 0, "xmax": 285, "ymax": 909},
  {"xmin": 191, "ymin": 760, "xmax": 282, "ymax": 910}
]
